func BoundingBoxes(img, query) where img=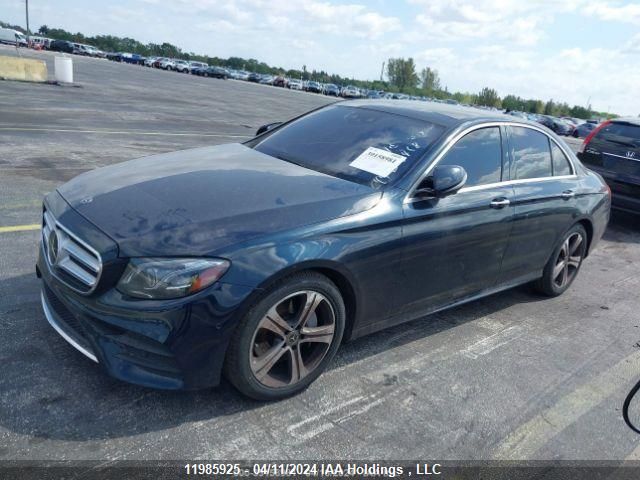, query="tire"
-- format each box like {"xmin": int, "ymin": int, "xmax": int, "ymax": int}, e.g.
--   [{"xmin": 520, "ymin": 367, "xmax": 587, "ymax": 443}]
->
[
  {"xmin": 223, "ymin": 272, "xmax": 345, "ymax": 400},
  {"xmin": 534, "ymin": 224, "xmax": 588, "ymax": 297}
]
